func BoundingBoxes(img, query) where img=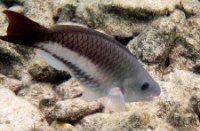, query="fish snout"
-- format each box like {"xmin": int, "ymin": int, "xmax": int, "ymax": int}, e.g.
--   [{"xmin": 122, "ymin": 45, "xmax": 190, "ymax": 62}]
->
[{"xmin": 151, "ymin": 87, "xmax": 161, "ymax": 97}]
